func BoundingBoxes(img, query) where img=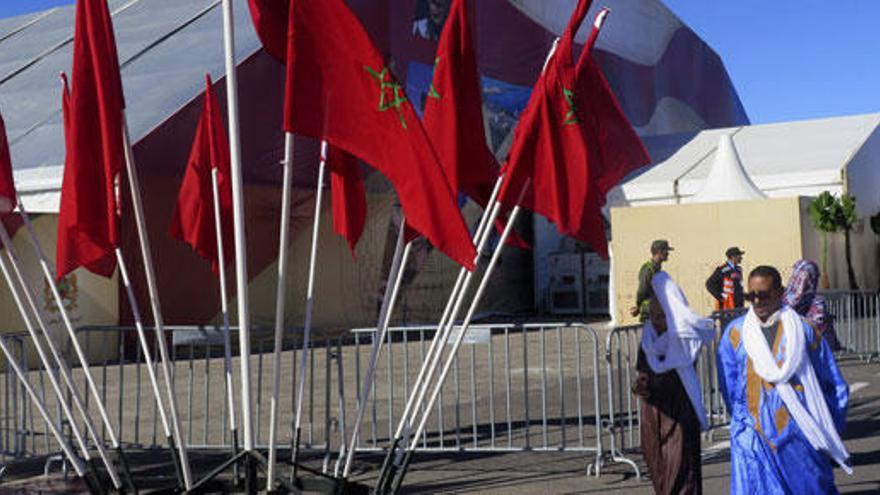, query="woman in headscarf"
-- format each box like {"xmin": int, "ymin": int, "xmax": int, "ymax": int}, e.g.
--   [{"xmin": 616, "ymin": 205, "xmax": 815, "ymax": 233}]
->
[
  {"xmin": 783, "ymin": 260, "xmax": 841, "ymax": 351},
  {"xmin": 633, "ymin": 271, "xmax": 716, "ymax": 494}
]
